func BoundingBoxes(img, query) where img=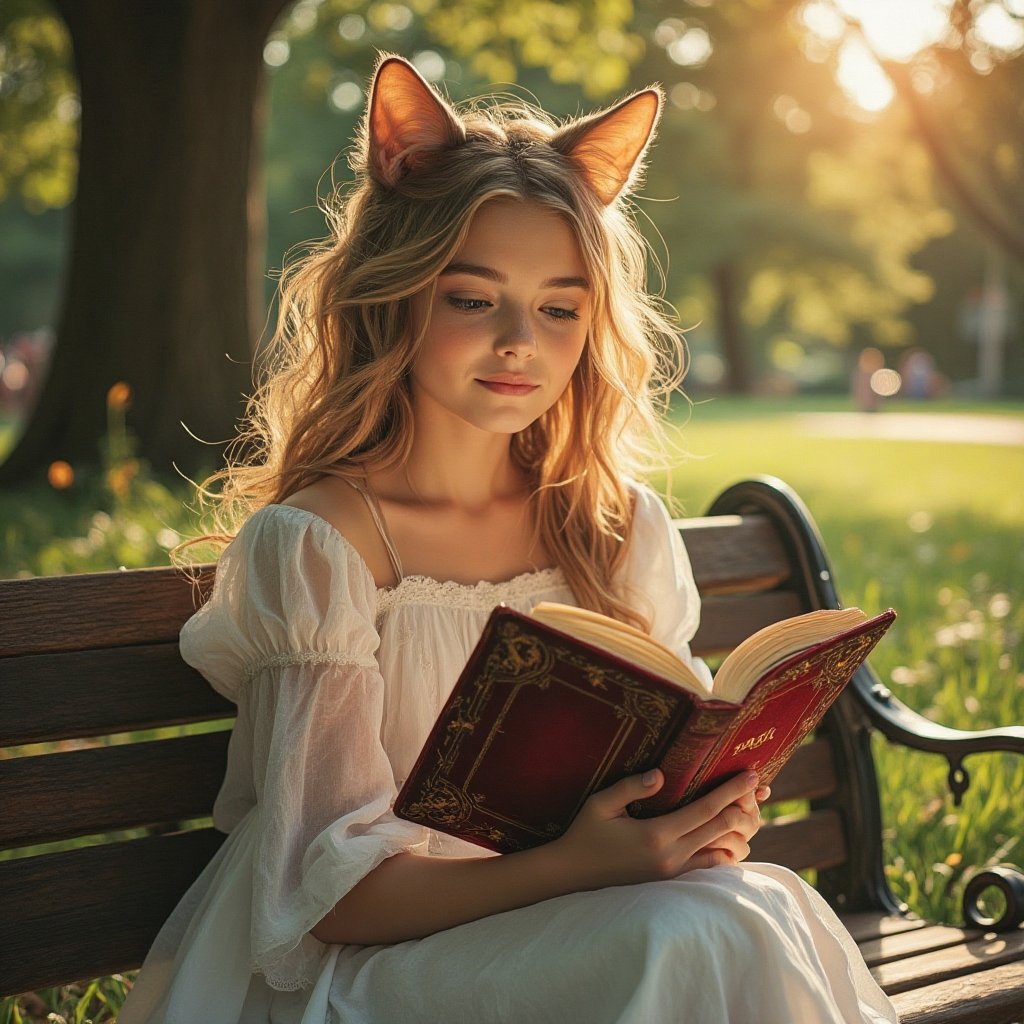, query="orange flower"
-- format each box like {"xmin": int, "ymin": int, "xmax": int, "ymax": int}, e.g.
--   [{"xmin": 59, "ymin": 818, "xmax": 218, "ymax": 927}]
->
[
  {"xmin": 107, "ymin": 381, "xmax": 133, "ymax": 410},
  {"xmin": 47, "ymin": 460, "xmax": 75, "ymax": 489}
]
